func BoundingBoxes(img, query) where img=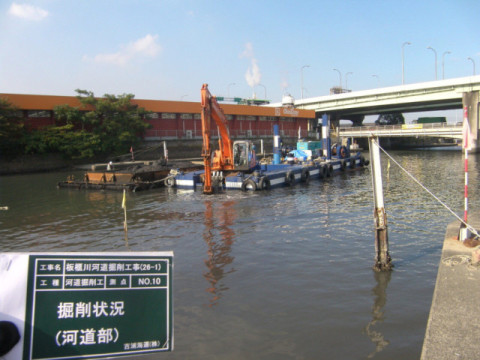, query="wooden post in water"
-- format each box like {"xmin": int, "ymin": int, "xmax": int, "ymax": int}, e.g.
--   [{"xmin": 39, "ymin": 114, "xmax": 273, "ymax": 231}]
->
[{"xmin": 368, "ymin": 136, "xmax": 392, "ymax": 271}]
